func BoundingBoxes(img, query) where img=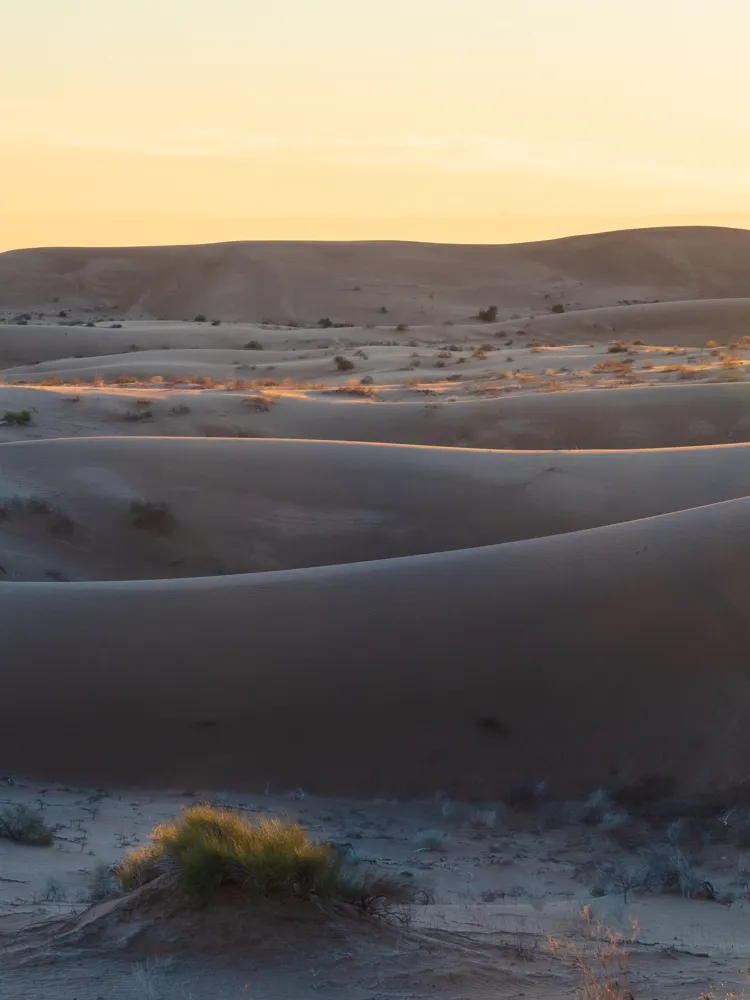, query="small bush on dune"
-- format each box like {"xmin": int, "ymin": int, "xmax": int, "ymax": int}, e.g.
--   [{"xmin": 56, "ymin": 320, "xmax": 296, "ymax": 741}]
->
[
  {"xmin": 477, "ymin": 305, "xmax": 498, "ymax": 323},
  {"xmin": 608, "ymin": 341, "xmax": 628, "ymax": 353},
  {"xmin": 2, "ymin": 409, "xmax": 32, "ymax": 426},
  {"xmin": 114, "ymin": 804, "xmax": 421, "ymax": 914},
  {"xmin": 334, "ymin": 355, "xmax": 354, "ymax": 372},
  {"xmin": 129, "ymin": 500, "xmax": 176, "ymax": 535},
  {"xmin": 551, "ymin": 303, "xmax": 566, "ymax": 314},
  {"xmin": 0, "ymin": 805, "xmax": 54, "ymax": 846}
]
